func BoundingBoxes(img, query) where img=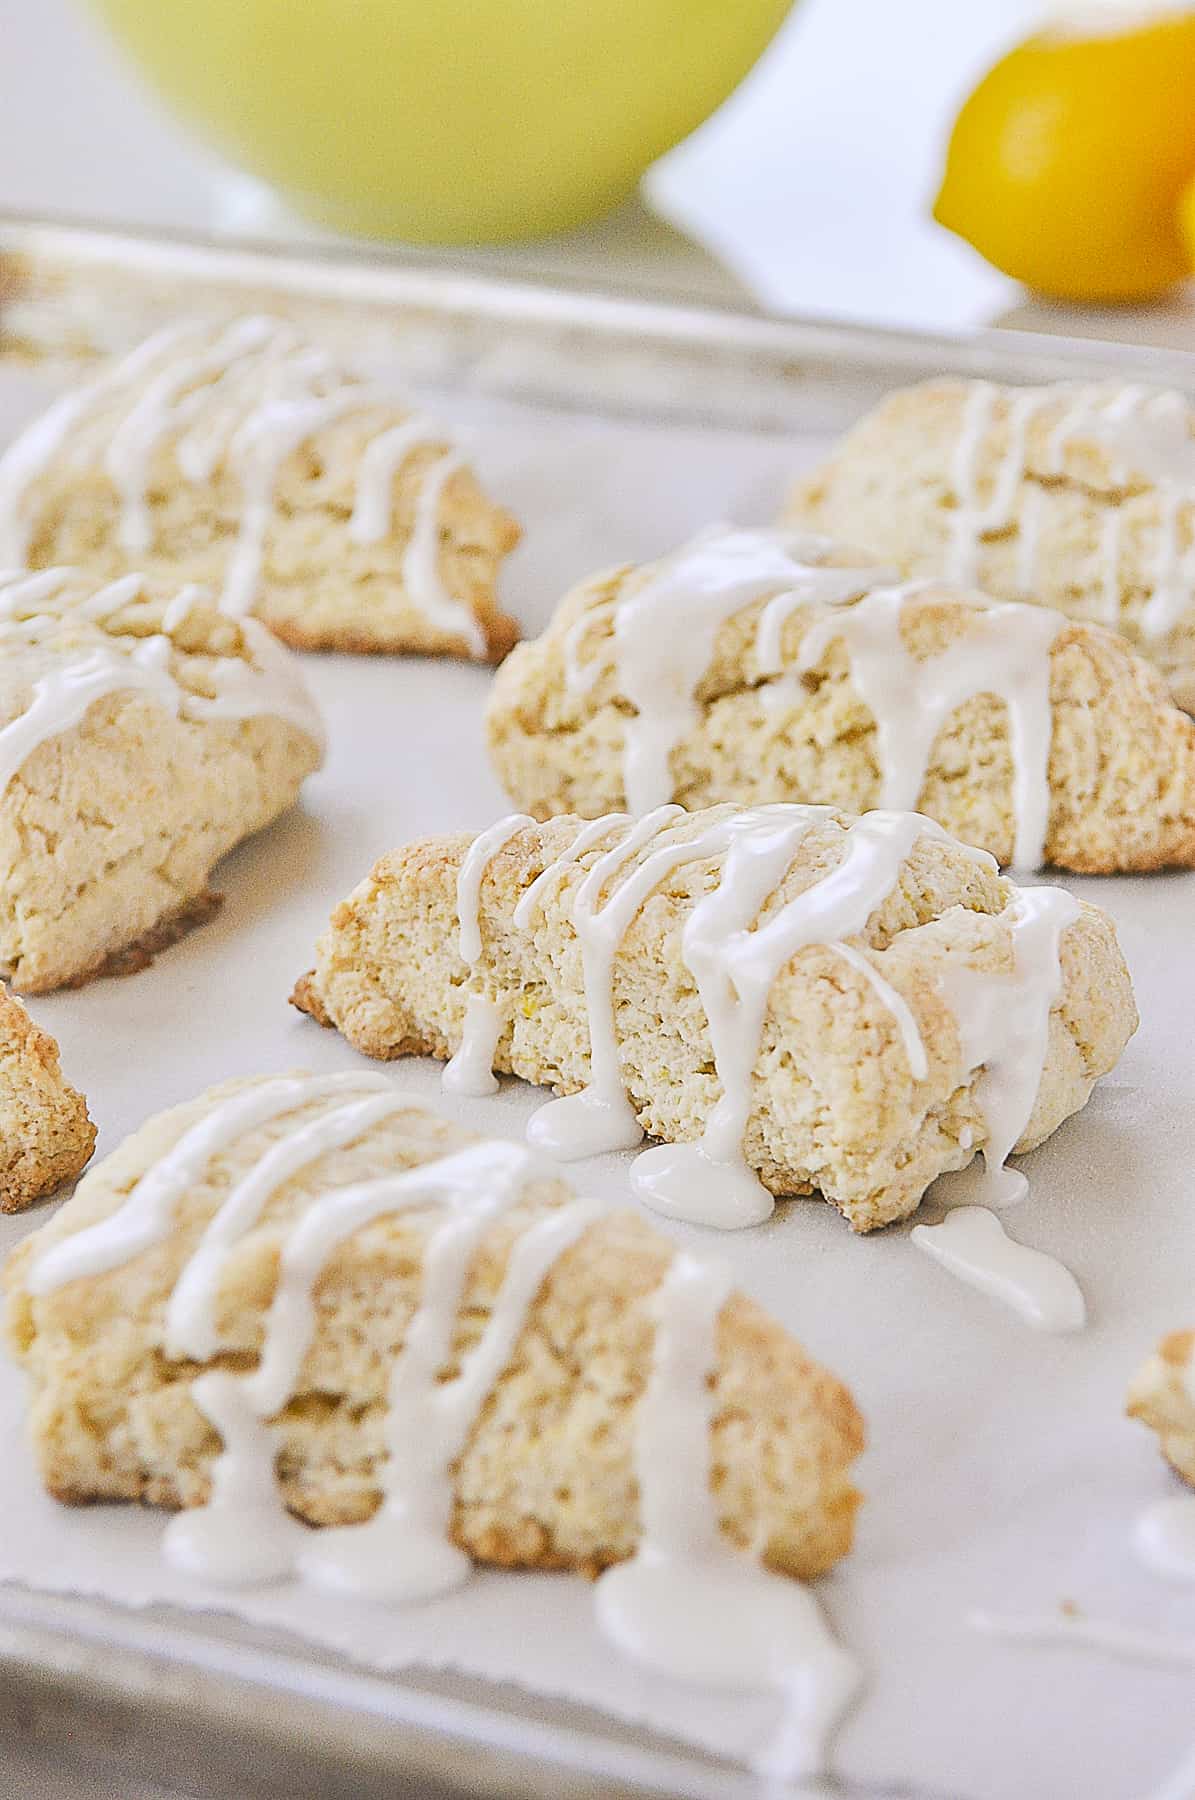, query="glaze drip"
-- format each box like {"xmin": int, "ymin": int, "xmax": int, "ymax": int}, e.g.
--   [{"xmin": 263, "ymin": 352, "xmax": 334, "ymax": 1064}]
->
[
  {"xmin": 910, "ymin": 1206, "xmax": 1085, "ymax": 1331},
  {"xmin": 462, "ymin": 805, "xmax": 979, "ymax": 1223},
  {"xmin": 561, "ymin": 529, "xmax": 891, "ymax": 814},
  {"xmin": 457, "ymin": 804, "xmax": 1082, "ymax": 1251},
  {"xmin": 595, "ymin": 1252, "xmax": 860, "ymax": 1778},
  {"xmin": 788, "ymin": 582, "xmax": 1061, "ymax": 870},
  {"xmin": 443, "ymin": 813, "xmax": 534, "ymax": 1096},
  {"xmin": 564, "ymin": 526, "xmax": 1067, "ymax": 870},
  {"xmin": 630, "ymin": 806, "xmax": 944, "ymax": 1227},
  {"xmin": 912, "ymin": 884, "xmax": 1086, "ymax": 1329}
]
